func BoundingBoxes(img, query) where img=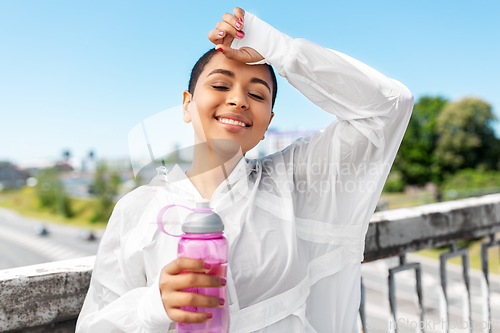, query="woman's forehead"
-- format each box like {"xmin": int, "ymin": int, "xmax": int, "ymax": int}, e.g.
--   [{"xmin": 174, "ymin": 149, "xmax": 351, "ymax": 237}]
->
[{"xmin": 200, "ymin": 53, "xmax": 272, "ymax": 83}]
